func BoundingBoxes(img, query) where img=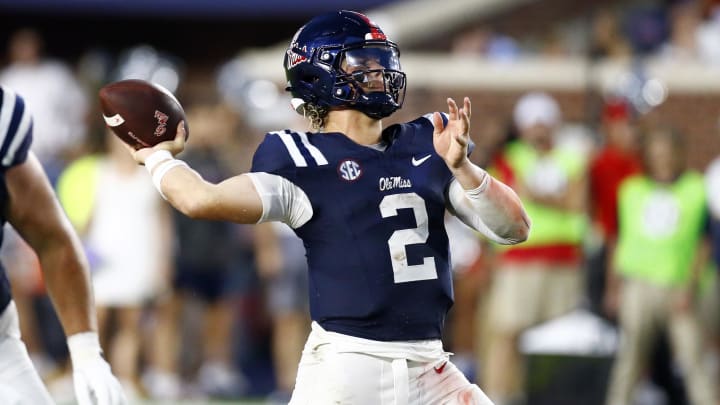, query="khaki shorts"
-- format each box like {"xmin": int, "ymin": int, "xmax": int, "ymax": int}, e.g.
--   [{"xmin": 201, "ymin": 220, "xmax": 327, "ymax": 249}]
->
[{"xmin": 486, "ymin": 262, "xmax": 582, "ymax": 334}]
